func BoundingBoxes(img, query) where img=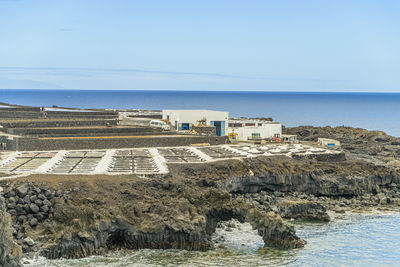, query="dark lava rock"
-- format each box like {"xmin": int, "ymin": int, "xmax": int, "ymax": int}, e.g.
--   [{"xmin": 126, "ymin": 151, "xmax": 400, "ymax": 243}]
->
[
  {"xmin": 16, "ymin": 185, "xmax": 28, "ymax": 198},
  {"xmin": 33, "ymin": 213, "xmax": 44, "ymax": 221},
  {"xmin": 17, "ymin": 215, "xmax": 26, "ymax": 224},
  {"xmin": 22, "ymin": 195, "xmax": 31, "ymax": 205},
  {"xmin": 29, "ymin": 218, "xmax": 38, "ymax": 227},
  {"xmin": 15, "ymin": 204, "xmax": 26, "ymax": 216},
  {"xmin": 34, "ymin": 199, "xmax": 43, "ymax": 207},
  {"xmin": 7, "ymin": 202, "xmax": 16, "ymax": 209},
  {"xmin": 8, "ymin": 209, "xmax": 17, "ymax": 216},
  {"xmin": 0, "ymin": 193, "xmax": 22, "ymax": 267},
  {"xmin": 23, "ymin": 204, "xmax": 30, "ymax": 212},
  {"xmin": 29, "ymin": 203, "xmax": 40, "ymax": 214},
  {"xmin": 43, "ymin": 199, "xmax": 52, "ymax": 207},
  {"xmin": 33, "ymin": 188, "xmax": 41, "ymax": 195},
  {"xmin": 40, "ymin": 205, "xmax": 49, "ymax": 213},
  {"xmin": 6, "ymin": 190, "xmax": 16, "ymax": 198},
  {"xmin": 44, "ymin": 190, "xmax": 52, "ymax": 198},
  {"xmin": 278, "ymin": 199, "xmax": 330, "ymax": 222},
  {"xmin": 29, "ymin": 195, "xmax": 37, "ymax": 202}
]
